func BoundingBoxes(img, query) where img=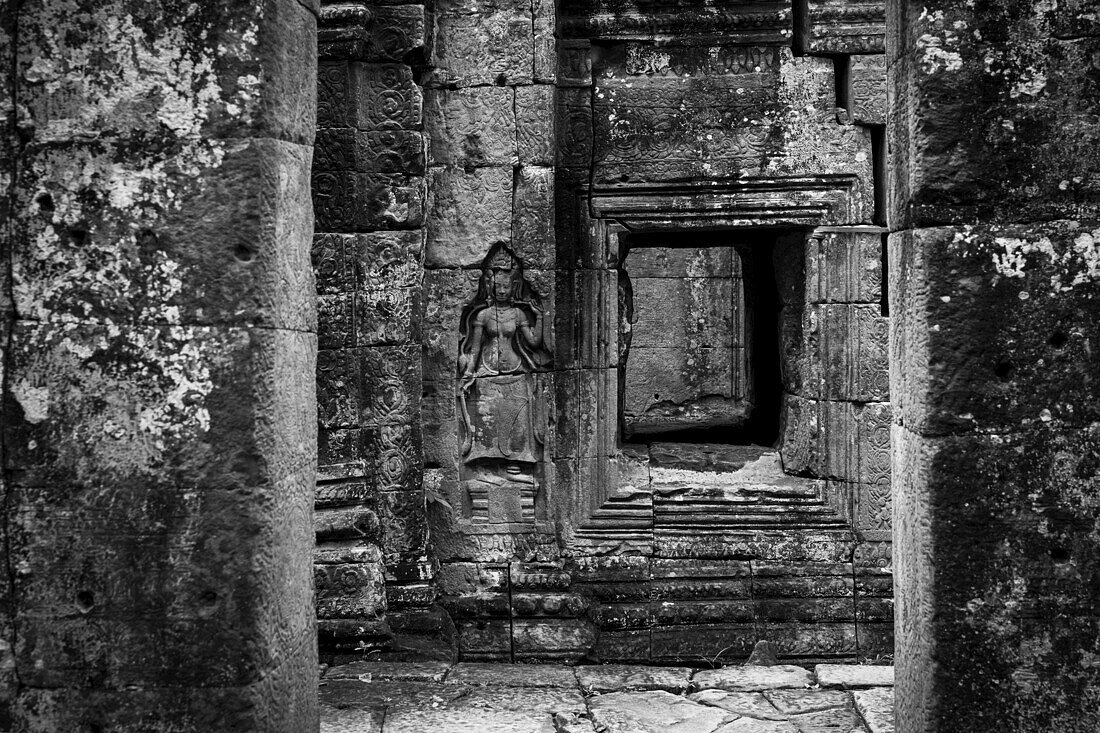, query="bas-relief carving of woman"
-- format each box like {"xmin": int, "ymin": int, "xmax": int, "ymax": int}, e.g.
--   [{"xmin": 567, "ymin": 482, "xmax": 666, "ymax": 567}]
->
[{"xmin": 457, "ymin": 244, "xmax": 550, "ymax": 477}]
